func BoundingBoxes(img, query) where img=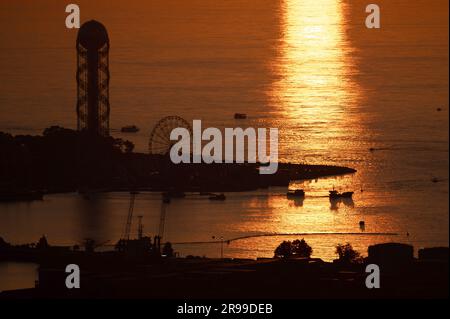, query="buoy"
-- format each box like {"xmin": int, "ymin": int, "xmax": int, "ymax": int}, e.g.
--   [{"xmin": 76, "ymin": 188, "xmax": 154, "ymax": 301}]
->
[{"xmin": 359, "ymin": 221, "xmax": 365, "ymax": 231}]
